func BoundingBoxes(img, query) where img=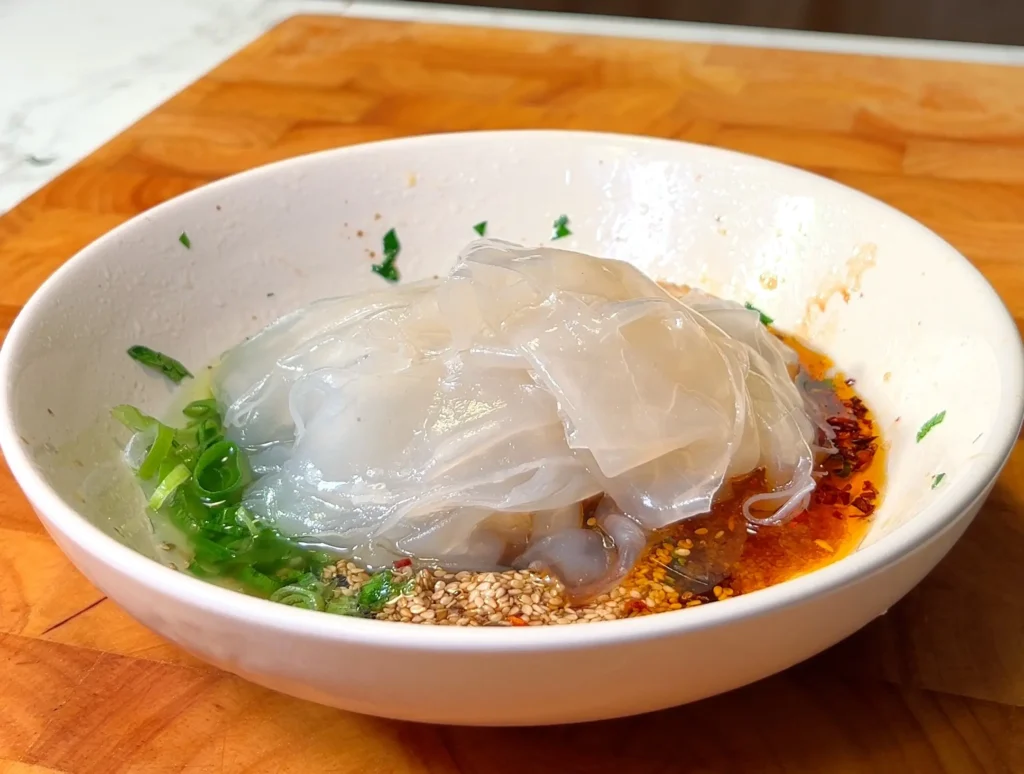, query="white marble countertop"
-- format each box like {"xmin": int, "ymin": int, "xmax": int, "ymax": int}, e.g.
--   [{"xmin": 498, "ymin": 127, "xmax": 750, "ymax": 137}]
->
[{"xmin": 2, "ymin": 0, "xmax": 1023, "ymax": 216}]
